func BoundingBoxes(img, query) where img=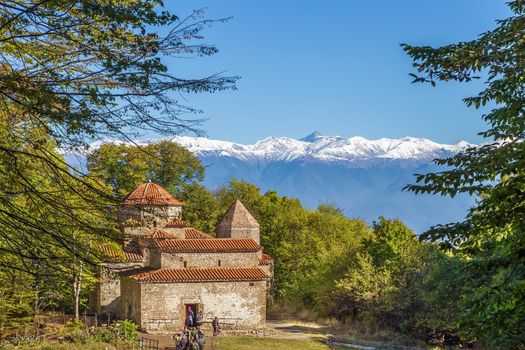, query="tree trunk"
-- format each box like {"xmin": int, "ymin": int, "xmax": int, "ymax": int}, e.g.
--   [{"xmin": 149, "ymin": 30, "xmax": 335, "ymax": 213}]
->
[
  {"xmin": 72, "ymin": 230, "xmax": 83, "ymax": 322},
  {"xmin": 73, "ymin": 261, "xmax": 83, "ymax": 321}
]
